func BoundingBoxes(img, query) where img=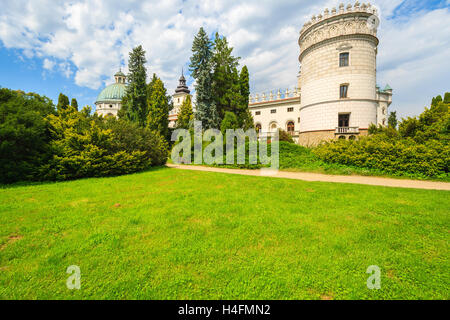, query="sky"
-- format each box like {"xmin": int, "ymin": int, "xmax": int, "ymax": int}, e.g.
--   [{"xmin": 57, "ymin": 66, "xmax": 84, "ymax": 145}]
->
[{"xmin": 0, "ymin": 0, "xmax": 449, "ymax": 119}]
